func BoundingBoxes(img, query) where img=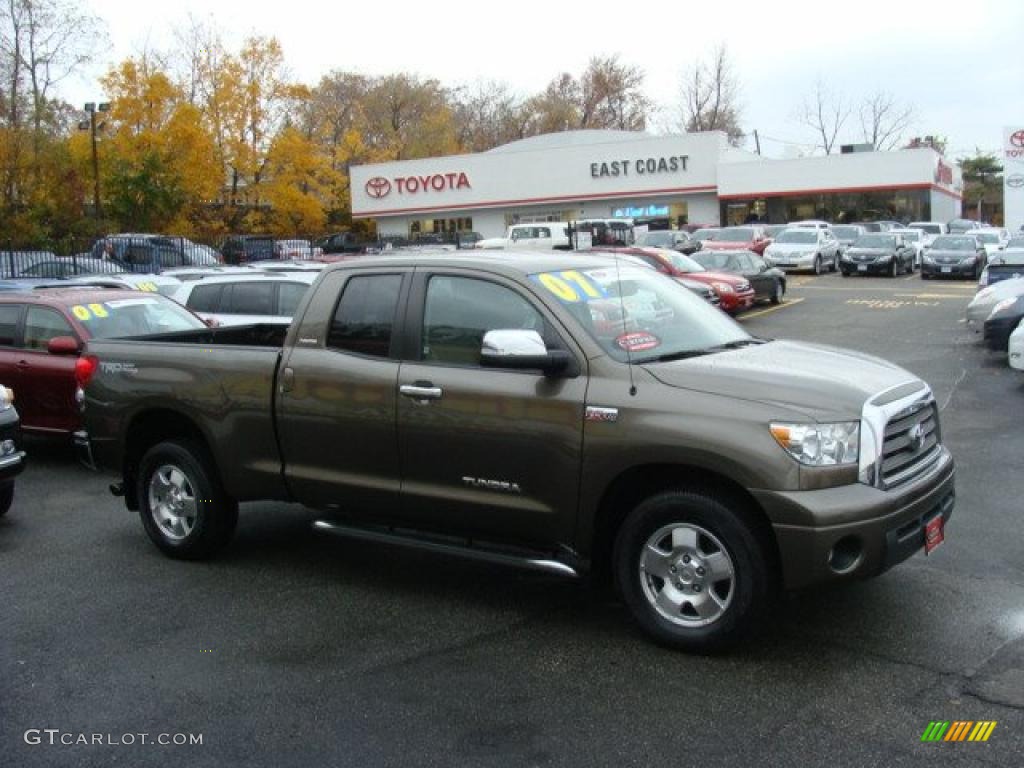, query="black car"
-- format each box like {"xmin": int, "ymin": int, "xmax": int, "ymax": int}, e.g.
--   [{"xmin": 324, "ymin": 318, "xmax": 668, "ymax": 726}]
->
[
  {"xmin": 221, "ymin": 235, "xmax": 276, "ymax": 264},
  {"xmin": 840, "ymin": 234, "xmax": 915, "ymax": 276},
  {"xmin": 983, "ymin": 295, "xmax": 1024, "ymax": 351},
  {"xmin": 921, "ymin": 235, "xmax": 987, "ymax": 280},
  {"xmin": 0, "ymin": 387, "xmax": 26, "ymax": 515},
  {"xmin": 690, "ymin": 249, "xmax": 786, "ymax": 304},
  {"xmin": 637, "ymin": 230, "xmax": 702, "ymax": 256},
  {"xmin": 980, "ymin": 250, "xmax": 1024, "ymax": 287}
]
